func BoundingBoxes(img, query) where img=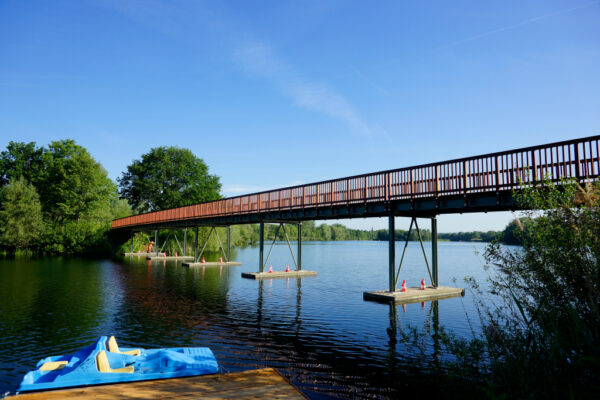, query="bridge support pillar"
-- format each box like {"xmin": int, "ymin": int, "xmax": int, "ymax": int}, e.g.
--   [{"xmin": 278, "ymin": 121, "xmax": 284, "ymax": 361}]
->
[
  {"xmin": 389, "ymin": 215, "xmax": 395, "ymax": 292},
  {"xmin": 259, "ymin": 221, "xmax": 265, "ymax": 273},
  {"xmin": 194, "ymin": 226, "xmax": 199, "ymax": 262},
  {"xmin": 130, "ymin": 230, "xmax": 134, "ymax": 254},
  {"xmin": 183, "ymin": 228, "xmax": 187, "ymax": 256},
  {"xmin": 227, "ymin": 226, "xmax": 231, "ymax": 261},
  {"xmin": 154, "ymin": 230, "xmax": 159, "ymax": 256},
  {"xmin": 431, "ymin": 216, "xmax": 438, "ymax": 287},
  {"xmin": 297, "ymin": 222, "xmax": 302, "ymax": 270}
]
